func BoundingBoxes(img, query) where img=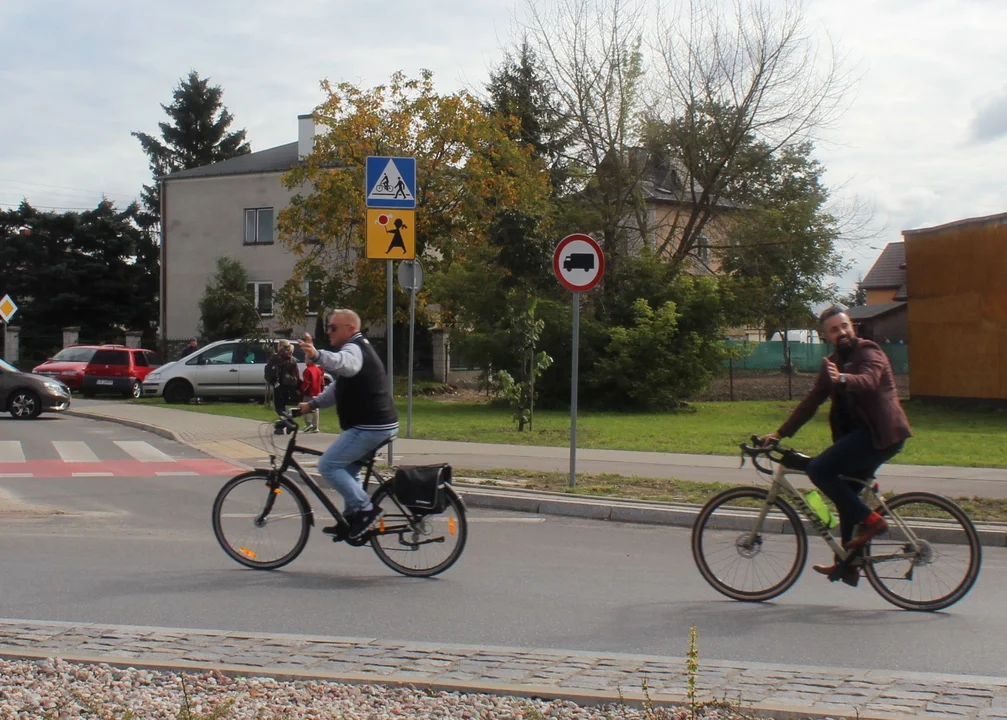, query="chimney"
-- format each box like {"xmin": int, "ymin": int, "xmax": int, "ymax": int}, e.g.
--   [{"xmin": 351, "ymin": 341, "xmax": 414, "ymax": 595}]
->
[{"xmin": 298, "ymin": 114, "xmax": 315, "ymax": 159}]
